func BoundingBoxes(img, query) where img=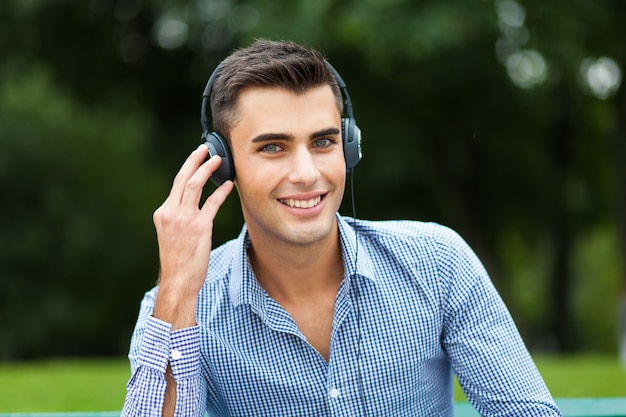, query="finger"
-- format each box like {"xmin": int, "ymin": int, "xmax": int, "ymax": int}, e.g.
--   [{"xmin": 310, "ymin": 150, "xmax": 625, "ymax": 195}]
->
[
  {"xmin": 167, "ymin": 145, "xmax": 209, "ymax": 204},
  {"xmin": 179, "ymin": 154, "xmax": 224, "ymax": 210},
  {"xmin": 200, "ymin": 179, "xmax": 234, "ymax": 219}
]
